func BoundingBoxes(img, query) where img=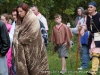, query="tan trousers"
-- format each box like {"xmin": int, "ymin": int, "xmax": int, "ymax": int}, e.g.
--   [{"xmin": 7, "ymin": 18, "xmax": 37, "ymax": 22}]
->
[{"xmin": 90, "ymin": 53, "xmax": 100, "ymax": 75}]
